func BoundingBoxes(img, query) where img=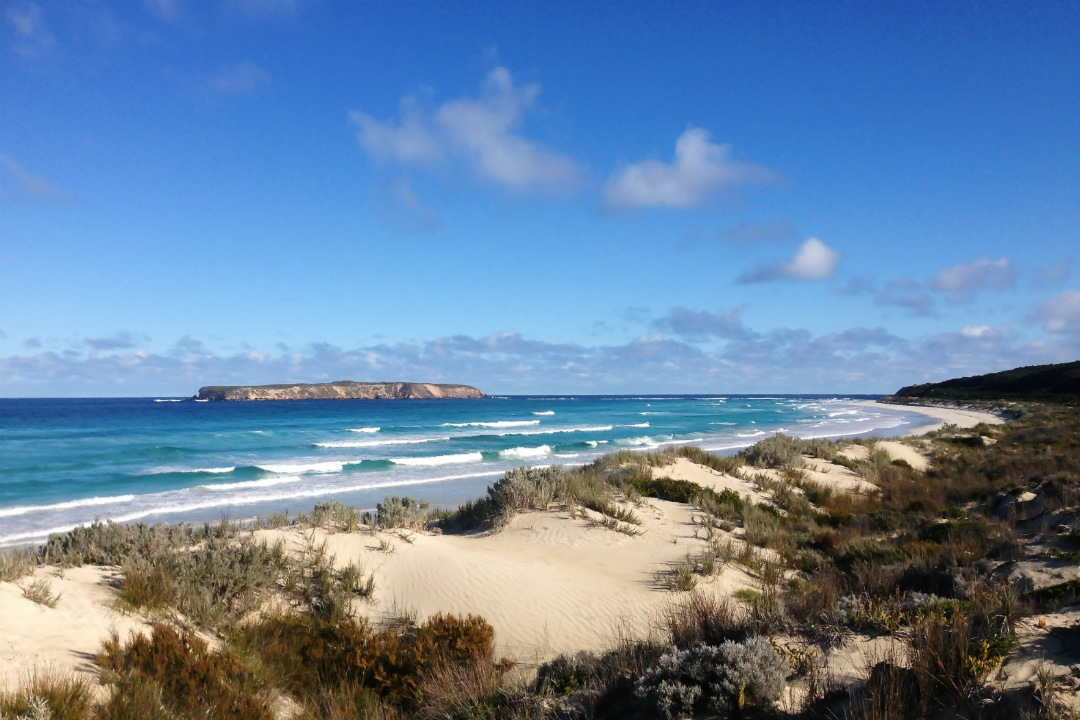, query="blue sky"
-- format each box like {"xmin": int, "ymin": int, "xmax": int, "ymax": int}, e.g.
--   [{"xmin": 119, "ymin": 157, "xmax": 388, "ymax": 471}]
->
[{"xmin": 1, "ymin": 0, "xmax": 1078, "ymax": 396}]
